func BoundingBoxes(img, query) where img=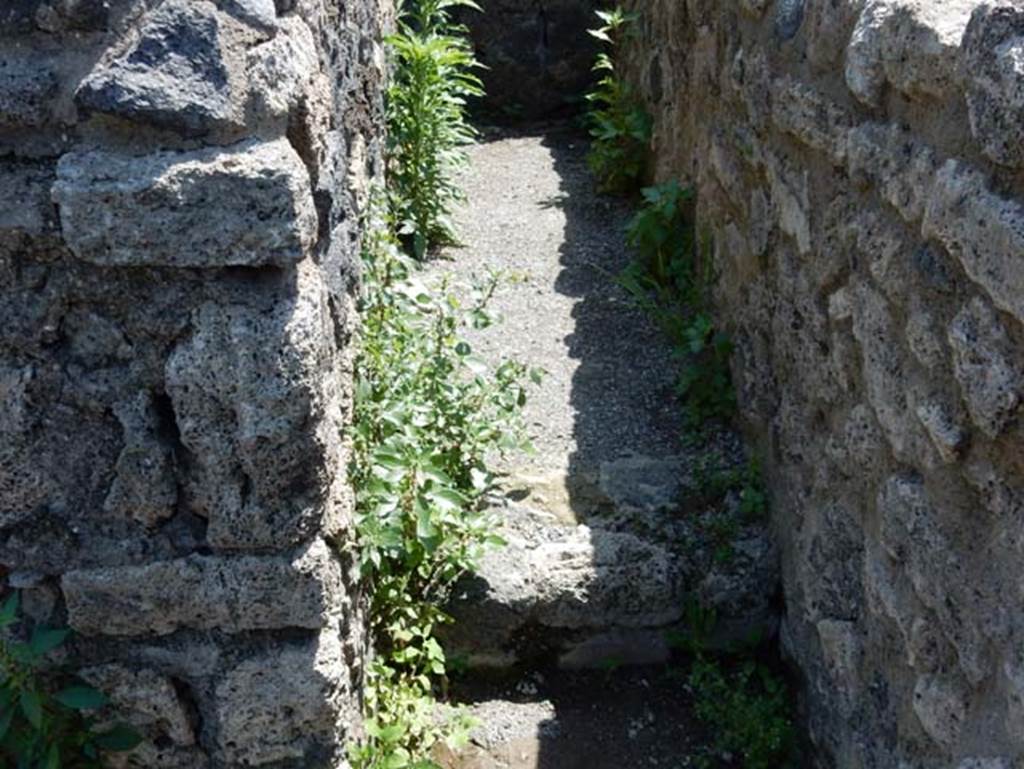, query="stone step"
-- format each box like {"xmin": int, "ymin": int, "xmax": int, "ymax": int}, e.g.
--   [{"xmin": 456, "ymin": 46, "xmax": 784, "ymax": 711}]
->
[
  {"xmin": 433, "ymin": 666, "xmax": 730, "ymax": 769},
  {"xmin": 443, "ymin": 452, "xmax": 780, "ymax": 668}
]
